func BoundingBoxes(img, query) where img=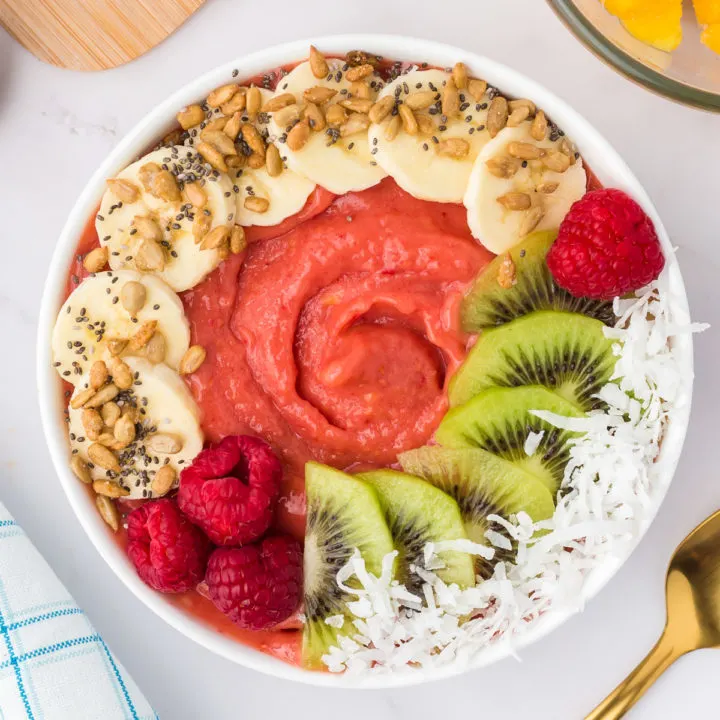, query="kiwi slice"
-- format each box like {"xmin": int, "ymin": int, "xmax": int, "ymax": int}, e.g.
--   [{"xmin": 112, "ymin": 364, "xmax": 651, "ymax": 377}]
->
[
  {"xmin": 358, "ymin": 470, "xmax": 475, "ymax": 594},
  {"xmin": 303, "ymin": 462, "xmax": 394, "ymax": 669},
  {"xmin": 461, "ymin": 230, "xmax": 614, "ymax": 332},
  {"xmin": 449, "ymin": 310, "xmax": 617, "ymax": 411},
  {"xmin": 436, "ymin": 386, "xmax": 584, "ymax": 495},
  {"xmin": 399, "ymin": 446, "xmax": 554, "ymax": 578}
]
